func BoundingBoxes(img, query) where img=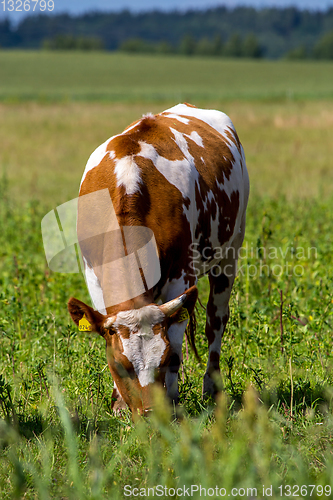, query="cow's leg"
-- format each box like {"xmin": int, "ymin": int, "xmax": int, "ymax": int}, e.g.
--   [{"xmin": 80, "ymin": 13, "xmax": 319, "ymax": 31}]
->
[
  {"xmin": 161, "ymin": 279, "xmax": 194, "ymax": 404},
  {"xmin": 203, "ymin": 223, "xmax": 245, "ymax": 399},
  {"xmin": 111, "ymin": 382, "xmax": 127, "ymax": 413},
  {"xmin": 164, "ymin": 322, "xmax": 188, "ymax": 403},
  {"xmin": 203, "ymin": 265, "xmax": 234, "ymax": 399}
]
